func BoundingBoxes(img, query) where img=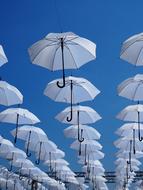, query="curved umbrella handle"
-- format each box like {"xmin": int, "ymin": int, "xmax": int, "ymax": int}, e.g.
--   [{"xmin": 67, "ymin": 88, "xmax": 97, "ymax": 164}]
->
[
  {"xmin": 67, "ymin": 80, "xmax": 73, "ymax": 122},
  {"xmin": 14, "ymin": 114, "xmax": 19, "ymax": 144},
  {"xmin": 35, "ymin": 142, "xmax": 42, "ymax": 165},
  {"xmin": 57, "ymin": 38, "xmax": 66, "ymax": 89},
  {"xmin": 77, "ymin": 111, "xmax": 84, "ymax": 142},
  {"xmin": 26, "ymin": 131, "xmax": 32, "ymax": 157}
]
